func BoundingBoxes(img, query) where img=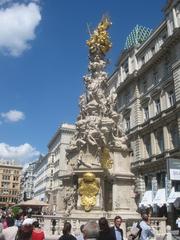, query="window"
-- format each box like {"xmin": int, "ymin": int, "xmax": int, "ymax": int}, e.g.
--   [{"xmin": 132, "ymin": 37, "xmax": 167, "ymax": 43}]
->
[
  {"xmin": 141, "ymin": 56, "xmax": 145, "ymax": 65},
  {"xmin": 123, "ymin": 59, "xmax": 129, "ymax": 74},
  {"xmin": 145, "ymin": 175, "xmax": 152, "ymax": 190},
  {"xmin": 157, "ymin": 172, "xmax": 166, "ymax": 188},
  {"xmin": 164, "ymin": 58, "xmax": 171, "ymax": 76},
  {"xmin": 125, "ymin": 116, "xmax": 130, "ymax": 131},
  {"xmin": 124, "ymin": 90, "xmax": 130, "ymax": 105},
  {"xmin": 151, "ymin": 46, "xmax": 155, "ymax": 55},
  {"xmin": 143, "ymin": 105, "xmax": 149, "ymax": 121},
  {"xmin": 153, "ymin": 71, "xmax": 159, "ymax": 85},
  {"xmin": 167, "ymin": 90, "xmax": 175, "ymax": 107},
  {"xmin": 143, "ymin": 80, "xmax": 147, "ymax": 92},
  {"xmin": 156, "ymin": 129, "xmax": 164, "ymax": 154},
  {"xmin": 162, "ymin": 34, "xmax": 167, "ymax": 42},
  {"xmin": 117, "ymin": 95, "xmax": 123, "ymax": 108},
  {"xmin": 155, "ymin": 98, "xmax": 161, "ymax": 114},
  {"xmin": 174, "ymin": 181, "xmax": 180, "ymax": 192},
  {"xmin": 169, "ymin": 124, "xmax": 179, "ymax": 149}
]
